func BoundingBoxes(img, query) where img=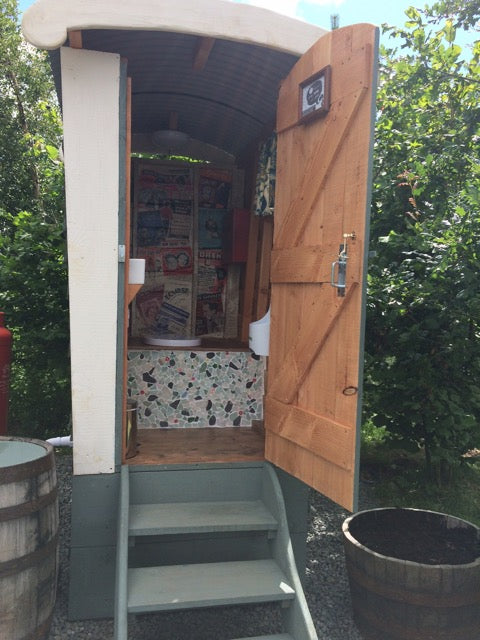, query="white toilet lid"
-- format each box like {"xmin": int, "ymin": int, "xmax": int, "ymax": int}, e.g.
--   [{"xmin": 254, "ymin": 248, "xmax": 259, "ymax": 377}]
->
[{"xmin": 143, "ymin": 334, "xmax": 202, "ymax": 347}]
